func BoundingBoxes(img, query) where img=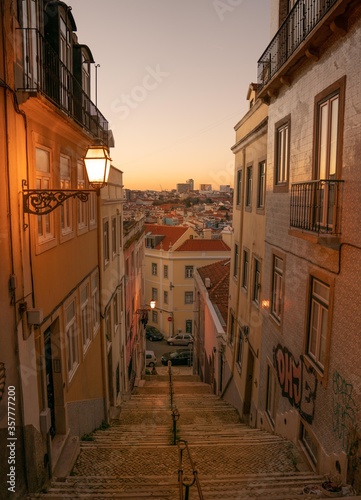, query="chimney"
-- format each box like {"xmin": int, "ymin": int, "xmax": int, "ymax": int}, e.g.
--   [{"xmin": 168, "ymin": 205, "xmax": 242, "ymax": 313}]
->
[{"xmin": 205, "ymin": 277, "xmax": 211, "ymax": 288}]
